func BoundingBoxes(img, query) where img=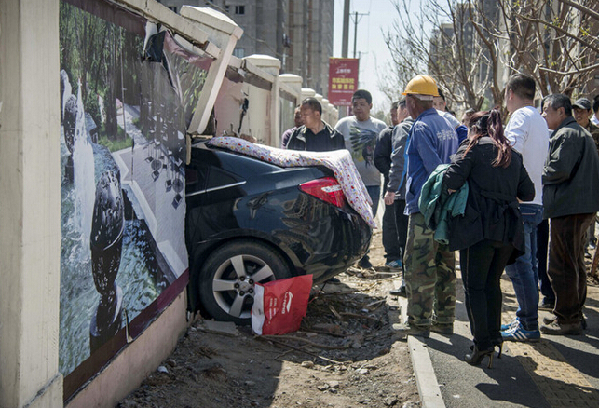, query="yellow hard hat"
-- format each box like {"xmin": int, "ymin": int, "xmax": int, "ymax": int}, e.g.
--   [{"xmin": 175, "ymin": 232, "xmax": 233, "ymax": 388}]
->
[{"xmin": 402, "ymin": 75, "xmax": 439, "ymax": 97}]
